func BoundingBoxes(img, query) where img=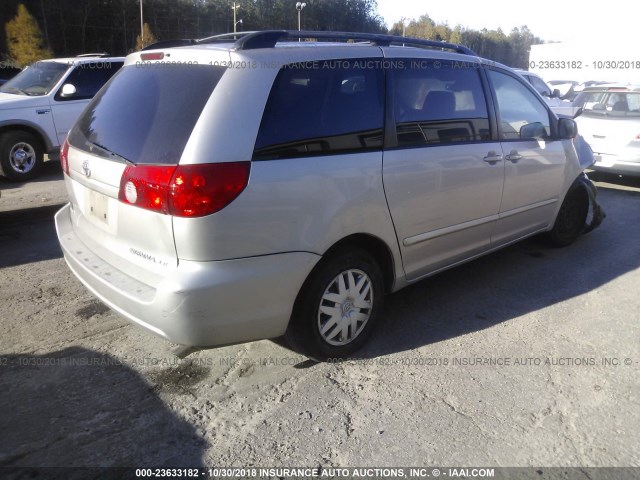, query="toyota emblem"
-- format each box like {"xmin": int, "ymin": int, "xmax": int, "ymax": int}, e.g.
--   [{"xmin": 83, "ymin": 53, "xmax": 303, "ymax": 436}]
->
[{"xmin": 82, "ymin": 160, "xmax": 91, "ymax": 178}]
